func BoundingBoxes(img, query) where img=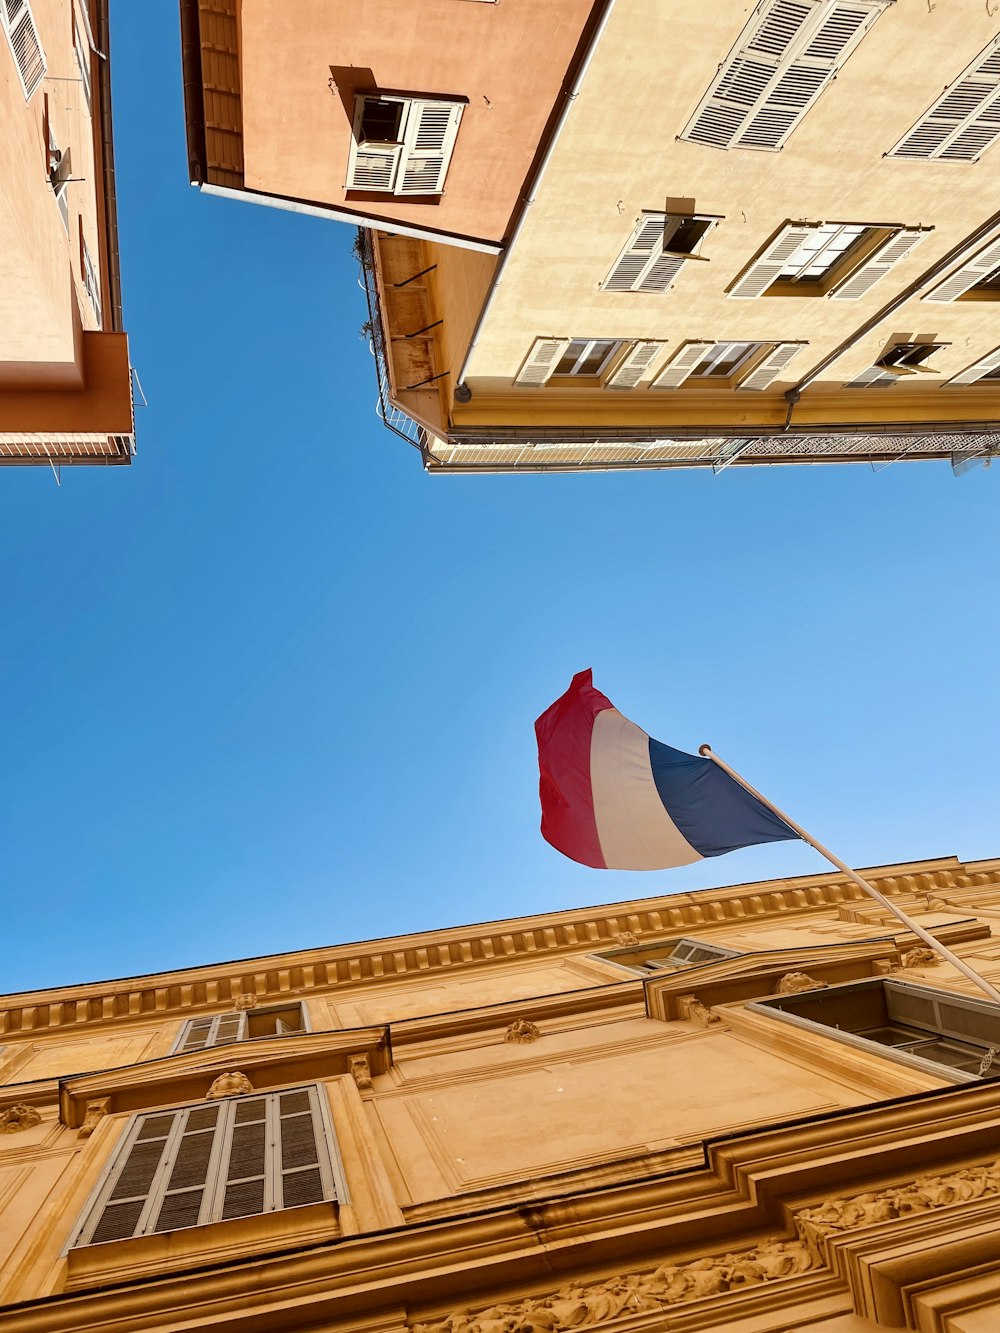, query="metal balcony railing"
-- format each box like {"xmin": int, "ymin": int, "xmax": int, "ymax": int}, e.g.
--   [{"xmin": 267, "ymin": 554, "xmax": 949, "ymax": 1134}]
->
[{"xmin": 356, "ymin": 229, "xmax": 427, "ymax": 454}]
